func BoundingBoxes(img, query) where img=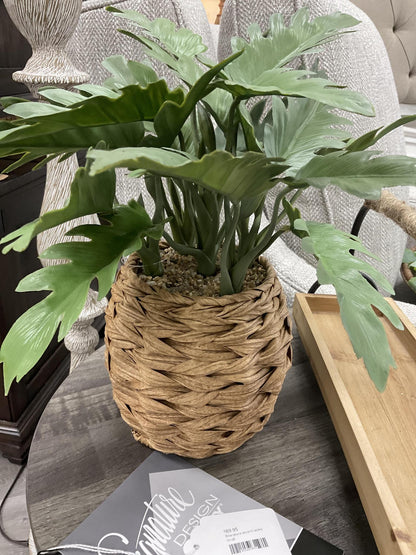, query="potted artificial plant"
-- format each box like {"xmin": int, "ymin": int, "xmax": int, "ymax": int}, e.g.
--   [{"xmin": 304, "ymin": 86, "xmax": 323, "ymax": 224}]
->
[{"xmin": 0, "ymin": 7, "xmax": 415, "ymax": 457}]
